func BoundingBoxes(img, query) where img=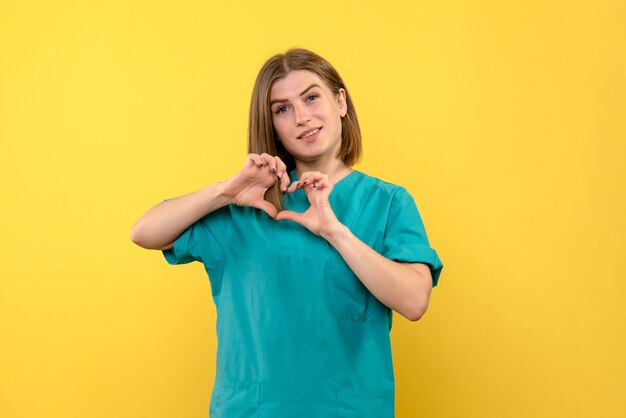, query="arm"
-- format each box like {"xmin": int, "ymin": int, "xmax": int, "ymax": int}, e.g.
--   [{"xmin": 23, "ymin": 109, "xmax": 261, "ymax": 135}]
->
[
  {"xmin": 323, "ymin": 225, "xmax": 432, "ymax": 321},
  {"xmin": 130, "ymin": 182, "xmax": 231, "ymax": 250},
  {"xmin": 130, "ymin": 153, "xmax": 290, "ymax": 250},
  {"xmin": 276, "ymin": 171, "xmax": 433, "ymax": 321}
]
